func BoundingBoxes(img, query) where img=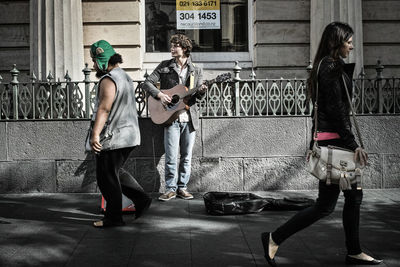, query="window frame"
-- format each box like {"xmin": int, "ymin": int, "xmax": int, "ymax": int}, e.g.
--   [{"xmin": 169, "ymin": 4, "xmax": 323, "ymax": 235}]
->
[{"xmin": 140, "ymin": 0, "xmax": 253, "ymax": 67}]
